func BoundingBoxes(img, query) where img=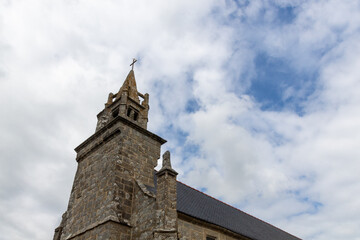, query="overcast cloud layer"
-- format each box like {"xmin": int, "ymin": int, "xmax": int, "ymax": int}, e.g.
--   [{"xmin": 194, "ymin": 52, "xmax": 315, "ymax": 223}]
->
[{"xmin": 1, "ymin": 1, "xmax": 360, "ymax": 239}]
